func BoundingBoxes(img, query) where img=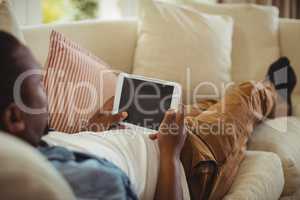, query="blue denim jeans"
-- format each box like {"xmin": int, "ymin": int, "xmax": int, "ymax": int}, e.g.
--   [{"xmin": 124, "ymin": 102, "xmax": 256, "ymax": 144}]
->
[{"xmin": 38, "ymin": 142, "xmax": 138, "ymax": 200}]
